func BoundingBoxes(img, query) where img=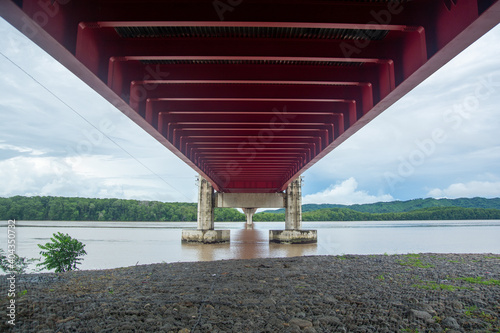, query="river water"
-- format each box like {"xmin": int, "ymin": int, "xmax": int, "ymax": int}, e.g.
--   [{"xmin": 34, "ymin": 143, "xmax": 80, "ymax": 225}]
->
[{"xmin": 1, "ymin": 220, "xmax": 499, "ymax": 272}]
